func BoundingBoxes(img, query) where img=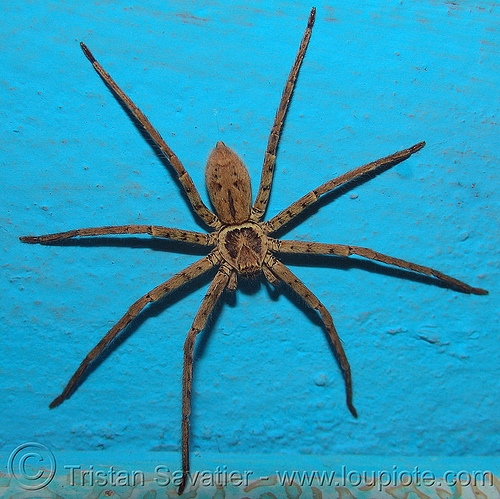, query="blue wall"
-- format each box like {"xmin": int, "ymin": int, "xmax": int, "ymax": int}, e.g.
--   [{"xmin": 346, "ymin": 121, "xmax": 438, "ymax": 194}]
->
[{"xmin": 1, "ymin": 0, "xmax": 497, "ymax": 464}]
